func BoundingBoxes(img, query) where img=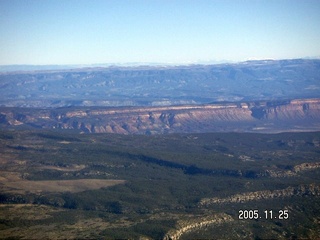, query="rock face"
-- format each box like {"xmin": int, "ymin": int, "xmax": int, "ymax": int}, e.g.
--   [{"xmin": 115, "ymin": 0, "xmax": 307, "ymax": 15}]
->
[{"xmin": 1, "ymin": 98, "xmax": 320, "ymax": 134}]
